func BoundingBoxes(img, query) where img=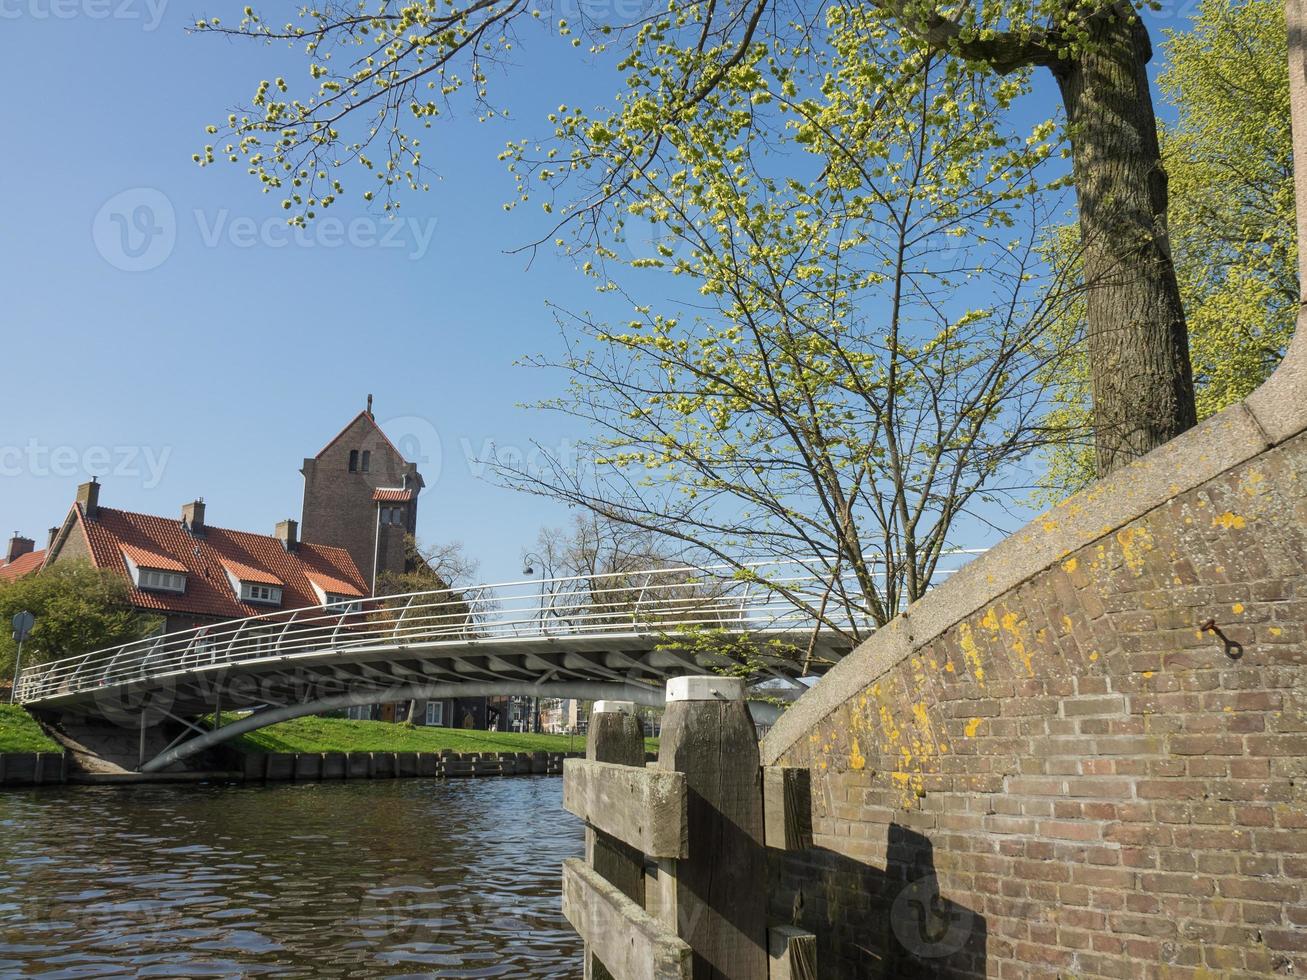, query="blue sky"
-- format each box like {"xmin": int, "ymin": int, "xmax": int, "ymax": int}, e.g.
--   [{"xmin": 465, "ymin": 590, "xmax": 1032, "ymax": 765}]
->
[
  {"xmin": 0, "ymin": 3, "xmax": 614, "ymax": 584},
  {"xmin": 0, "ymin": 1, "xmax": 1191, "ymax": 585}
]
